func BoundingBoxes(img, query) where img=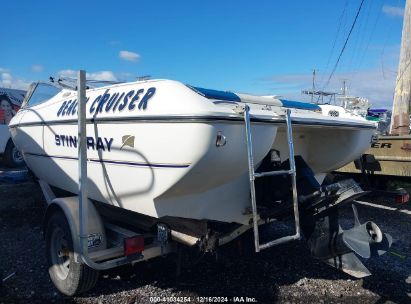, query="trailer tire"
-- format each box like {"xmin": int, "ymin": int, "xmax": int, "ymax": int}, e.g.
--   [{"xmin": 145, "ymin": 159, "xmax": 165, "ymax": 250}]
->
[{"xmin": 45, "ymin": 209, "xmax": 99, "ymax": 295}]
